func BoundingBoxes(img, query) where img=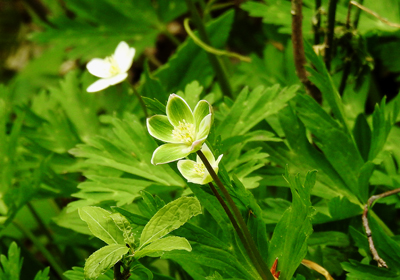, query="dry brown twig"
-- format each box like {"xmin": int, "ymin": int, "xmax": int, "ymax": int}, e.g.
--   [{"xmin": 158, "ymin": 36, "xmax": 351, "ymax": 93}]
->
[
  {"xmin": 349, "ymin": 1, "xmax": 400, "ymax": 28},
  {"xmin": 362, "ymin": 188, "xmax": 400, "ymax": 268},
  {"xmin": 291, "ymin": 0, "xmax": 322, "ymax": 103}
]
